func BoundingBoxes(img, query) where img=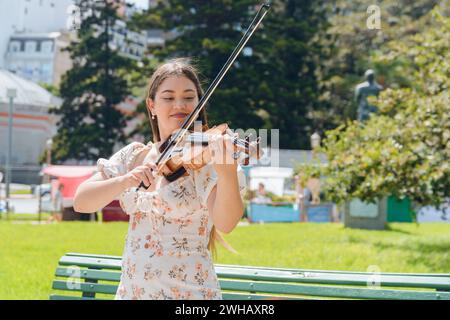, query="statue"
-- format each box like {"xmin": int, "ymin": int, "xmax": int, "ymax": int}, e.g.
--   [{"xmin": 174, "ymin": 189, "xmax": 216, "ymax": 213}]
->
[{"xmin": 354, "ymin": 69, "xmax": 383, "ymax": 122}]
